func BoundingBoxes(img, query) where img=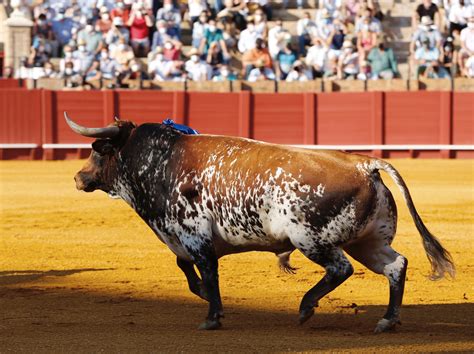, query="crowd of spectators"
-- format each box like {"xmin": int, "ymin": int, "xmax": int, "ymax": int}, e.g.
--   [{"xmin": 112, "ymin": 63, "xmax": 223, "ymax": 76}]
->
[
  {"xmin": 410, "ymin": 0, "xmax": 474, "ymax": 79},
  {"xmin": 4, "ymin": 0, "xmax": 474, "ymax": 85}
]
